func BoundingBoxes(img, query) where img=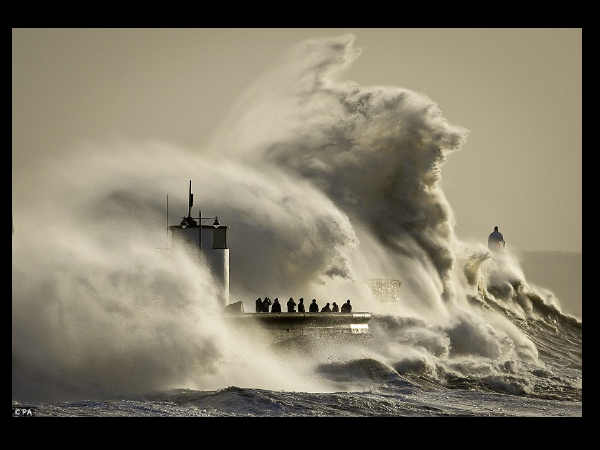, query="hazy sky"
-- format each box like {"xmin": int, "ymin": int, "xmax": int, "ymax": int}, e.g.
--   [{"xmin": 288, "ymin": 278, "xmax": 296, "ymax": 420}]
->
[{"xmin": 12, "ymin": 28, "xmax": 581, "ymax": 252}]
